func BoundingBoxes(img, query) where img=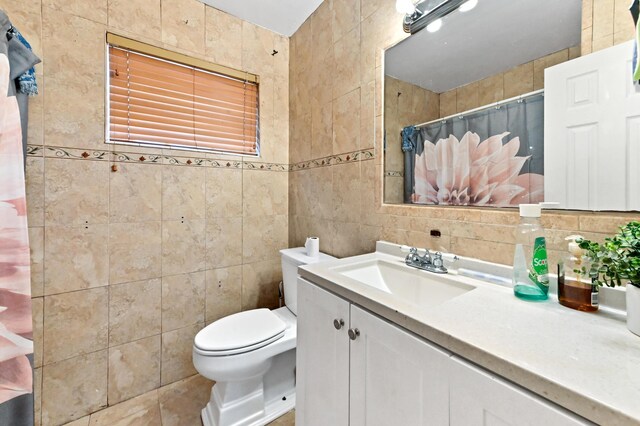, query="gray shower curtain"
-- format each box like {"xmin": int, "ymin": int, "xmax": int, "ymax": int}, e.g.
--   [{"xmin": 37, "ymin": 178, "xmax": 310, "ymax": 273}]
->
[
  {"xmin": 403, "ymin": 93, "xmax": 544, "ymax": 207},
  {"xmin": 0, "ymin": 9, "xmax": 40, "ymax": 426}
]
